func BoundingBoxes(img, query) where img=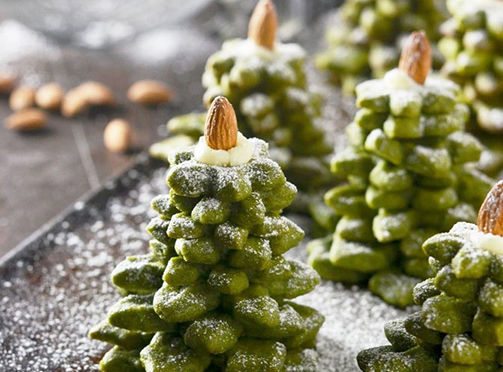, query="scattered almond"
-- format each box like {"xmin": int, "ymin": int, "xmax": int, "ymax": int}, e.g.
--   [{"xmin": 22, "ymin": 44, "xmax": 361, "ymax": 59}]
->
[
  {"xmin": 35, "ymin": 83, "xmax": 64, "ymax": 111},
  {"xmin": 127, "ymin": 80, "xmax": 173, "ymax": 105},
  {"xmin": 61, "ymin": 87, "xmax": 88, "ymax": 117},
  {"xmin": 61, "ymin": 81, "xmax": 115, "ymax": 117},
  {"xmin": 104, "ymin": 119, "xmax": 132, "ymax": 153},
  {"xmin": 78, "ymin": 81, "xmax": 115, "ymax": 106},
  {"xmin": 9, "ymin": 86, "xmax": 36, "ymax": 111},
  {"xmin": 0, "ymin": 74, "xmax": 16, "ymax": 94},
  {"xmin": 478, "ymin": 181, "xmax": 503, "ymax": 237},
  {"xmin": 5, "ymin": 108, "xmax": 47, "ymax": 131},
  {"xmin": 248, "ymin": 0, "xmax": 277, "ymax": 50},
  {"xmin": 205, "ymin": 96, "xmax": 238, "ymax": 150},
  {"xmin": 398, "ymin": 31, "xmax": 432, "ymax": 85}
]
